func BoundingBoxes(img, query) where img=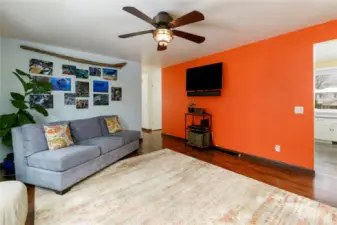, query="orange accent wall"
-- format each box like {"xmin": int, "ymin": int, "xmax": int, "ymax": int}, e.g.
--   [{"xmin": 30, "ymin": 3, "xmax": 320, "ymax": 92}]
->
[{"xmin": 162, "ymin": 20, "xmax": 337, "ymax": 170}]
